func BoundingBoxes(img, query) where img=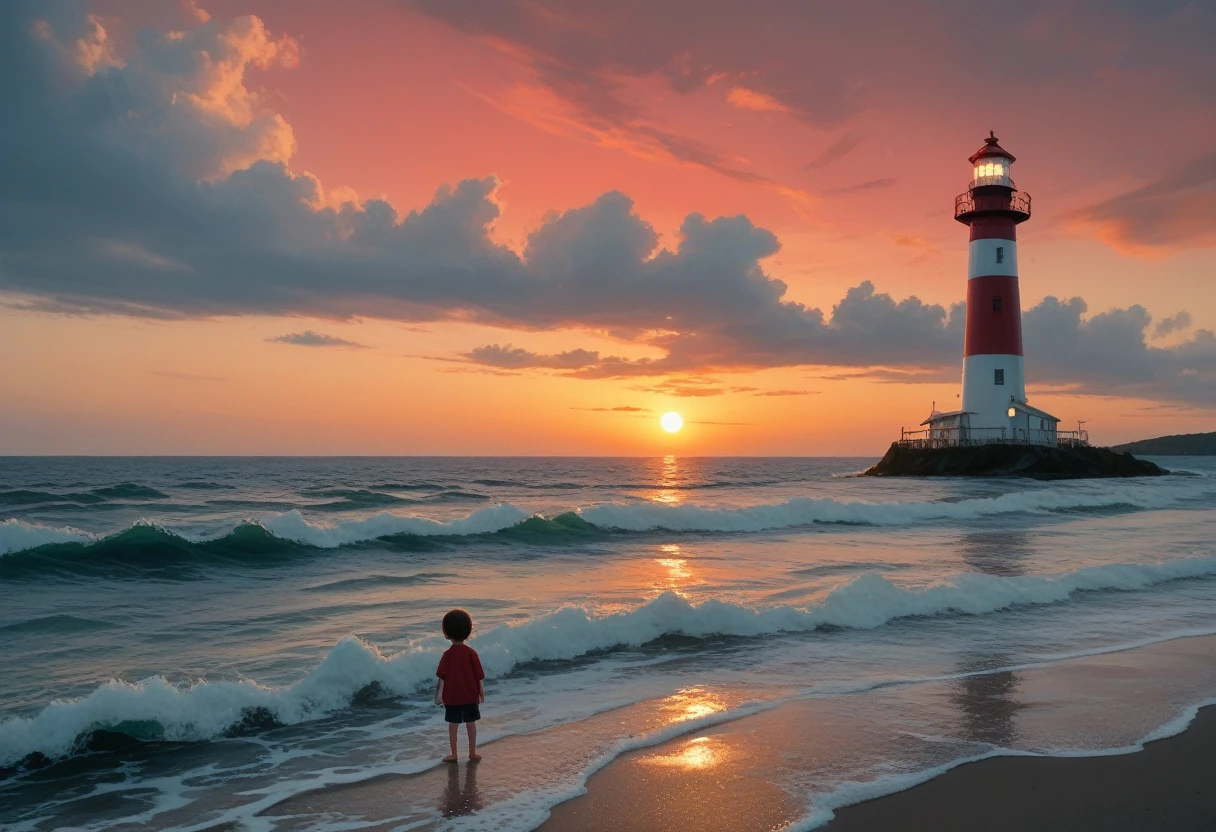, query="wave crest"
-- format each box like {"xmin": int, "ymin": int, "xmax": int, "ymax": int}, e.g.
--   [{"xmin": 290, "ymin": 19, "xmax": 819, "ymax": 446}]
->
[{"xmin": 5, "ymin": 552, "xmax": 1216, "ymax": 768}]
